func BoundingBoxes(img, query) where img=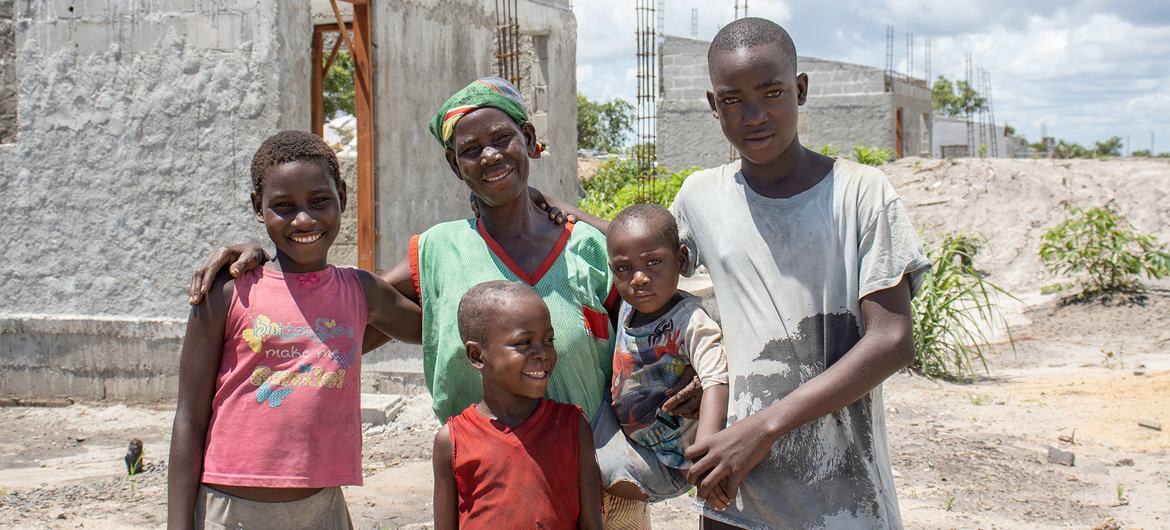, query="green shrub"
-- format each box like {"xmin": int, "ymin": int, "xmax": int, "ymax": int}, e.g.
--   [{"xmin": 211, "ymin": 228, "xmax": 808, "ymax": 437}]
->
[
  {"xmin": 820, "ymin": 144, "xmax": 841, "ymax": 157},
  {"xmin": 912, "ymin": 233, "xmax": 1014, "ymax": 379},
  {"xmin": 1039, "ymin": 206, "xmax": 1170, "ymax": 295},
  {"xmin": 579, "ymin": 159, "xmax": 697, "ymax": 219},
  {"xmin": 852, "ymin": 145, "xmax": 893, "ymax": 166}
]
